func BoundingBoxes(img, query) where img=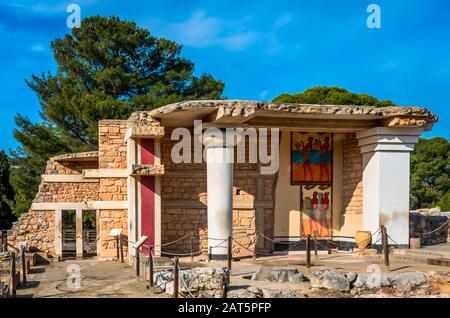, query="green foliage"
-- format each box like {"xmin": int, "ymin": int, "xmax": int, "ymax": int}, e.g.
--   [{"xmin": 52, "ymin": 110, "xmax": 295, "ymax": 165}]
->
[
  {"xmin": 0, "ymin": 150, "xmax": 16, "ymax": 229},
  {"xmin": 11, "ymin": 16, "xmax": 224, "ymax": 216},
  {"xmin": 438, "ymin": 192, "xmax": 450, "ymax": 211},
  {"xmin": 272, "ymin": 86, "xmax": 394, "ymax": 107},
  {"xmin": 411, "ymin": 137, "xmax": 450, "ymax": 210}
]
